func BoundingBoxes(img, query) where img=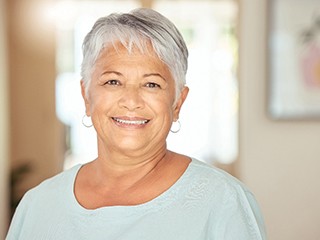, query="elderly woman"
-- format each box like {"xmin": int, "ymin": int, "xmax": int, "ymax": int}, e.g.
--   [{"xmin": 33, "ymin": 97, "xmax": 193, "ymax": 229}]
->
[{"xmin": 6, "ymin": 8, "xmax": 266, "ymax": 240}]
